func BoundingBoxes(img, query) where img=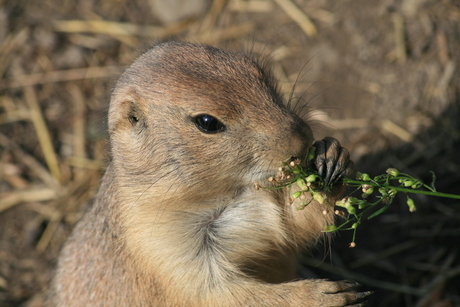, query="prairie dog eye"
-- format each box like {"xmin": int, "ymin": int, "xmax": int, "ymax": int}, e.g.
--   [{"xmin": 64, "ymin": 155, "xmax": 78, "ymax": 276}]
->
[{"xmin": 193, "ymin": 114, "xmax": 226, "ymax": 133}]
